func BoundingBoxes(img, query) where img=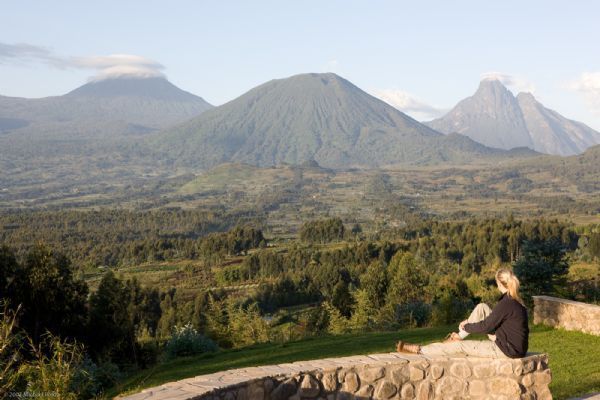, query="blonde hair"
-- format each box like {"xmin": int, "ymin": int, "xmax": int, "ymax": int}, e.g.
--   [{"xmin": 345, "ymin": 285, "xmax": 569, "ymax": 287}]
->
[{"xmin": 496, "ymin": 268, "xmax": 524, "ymax": 305}]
